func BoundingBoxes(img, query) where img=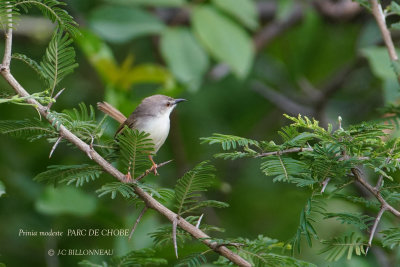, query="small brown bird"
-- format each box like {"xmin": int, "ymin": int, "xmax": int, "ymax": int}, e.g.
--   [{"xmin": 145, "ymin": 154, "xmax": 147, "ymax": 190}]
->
[{"xmin": 98, "ymin": 95, "xmax": 186, "ymax": 178}]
